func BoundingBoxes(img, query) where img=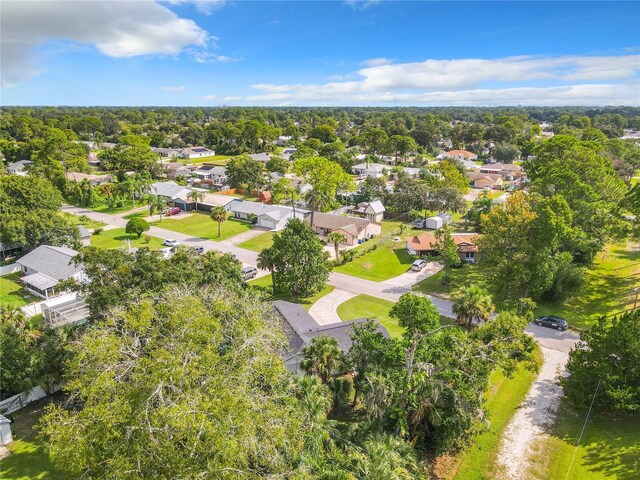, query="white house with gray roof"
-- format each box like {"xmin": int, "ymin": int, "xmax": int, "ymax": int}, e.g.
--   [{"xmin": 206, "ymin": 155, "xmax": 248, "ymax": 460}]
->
[
  {"xmin": 150, "ymin": 181, "xmax": 192, "ymax": 201},
  {"xmin": 6, "ymin": 160, "xmax": 32, "ymax": 176},
  {"xmin": 229, "ymin": 202, "xmax": 309, "ymax": 230},
  {"xmin": 16, "ymin": 245, "xmax": 84, "ymax": 299}
]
